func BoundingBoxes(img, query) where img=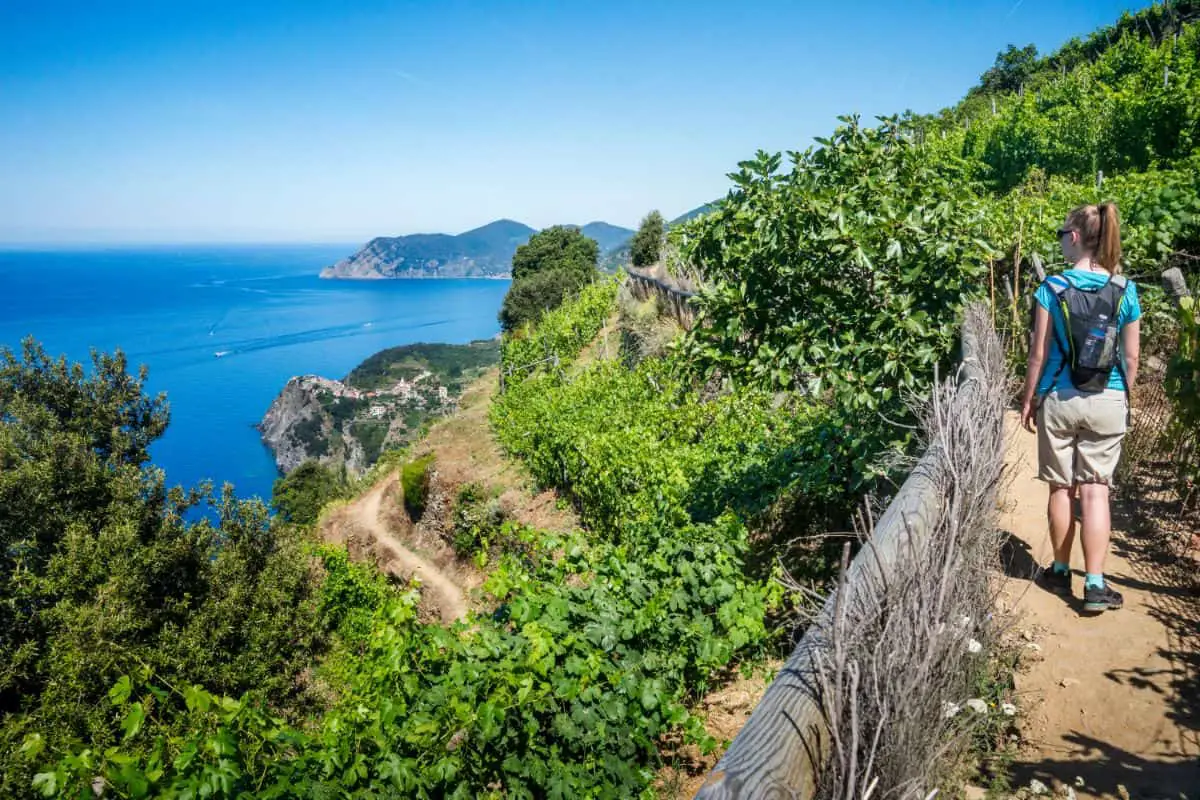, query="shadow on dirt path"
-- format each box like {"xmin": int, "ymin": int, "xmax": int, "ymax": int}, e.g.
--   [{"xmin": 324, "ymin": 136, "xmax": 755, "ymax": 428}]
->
[{"xmin": 999, "ymin": 411, "xmax": 1199, "ymax": 800}]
